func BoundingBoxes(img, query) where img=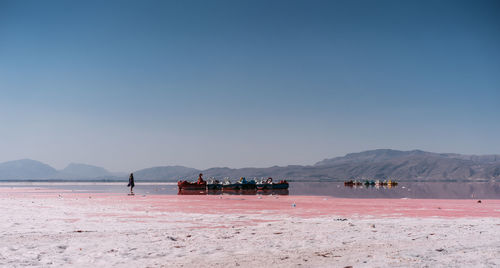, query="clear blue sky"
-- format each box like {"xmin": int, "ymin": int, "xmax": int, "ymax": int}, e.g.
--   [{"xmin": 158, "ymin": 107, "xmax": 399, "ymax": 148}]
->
[{"xmin": 0, "ymin": 0, "xmax": 499, "ymax": 171}]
